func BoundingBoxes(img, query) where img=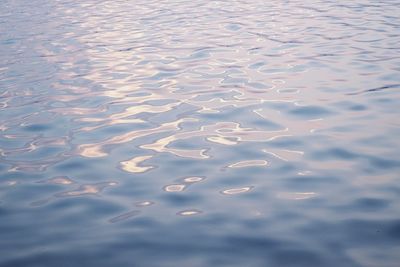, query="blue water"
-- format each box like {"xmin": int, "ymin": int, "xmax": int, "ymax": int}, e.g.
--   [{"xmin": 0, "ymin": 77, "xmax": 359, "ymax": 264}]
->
[{"xmin": 1, "ymin": 0, "xmax": 400, "ymax": 266}]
